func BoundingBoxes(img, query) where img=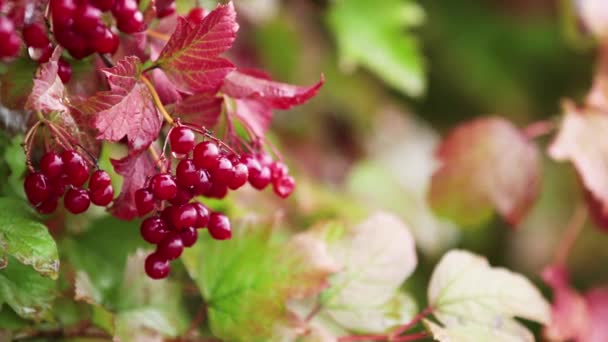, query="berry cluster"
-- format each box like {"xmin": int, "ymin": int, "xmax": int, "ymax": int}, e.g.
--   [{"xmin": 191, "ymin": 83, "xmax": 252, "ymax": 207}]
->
[
  {"xmin": 21, "ymin": 22, "xmax": 73, "ymax": 83},
  {"xmin": 139, "ymin": 125, "xmax": 295, "ymax": 279},
  {"xmin": 24, "ymin": 150, "xmax": 114, "ymax": 214},
  {"xmin": 0, "ymin": 15, "xmax": 22, "ymax": 58}
]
